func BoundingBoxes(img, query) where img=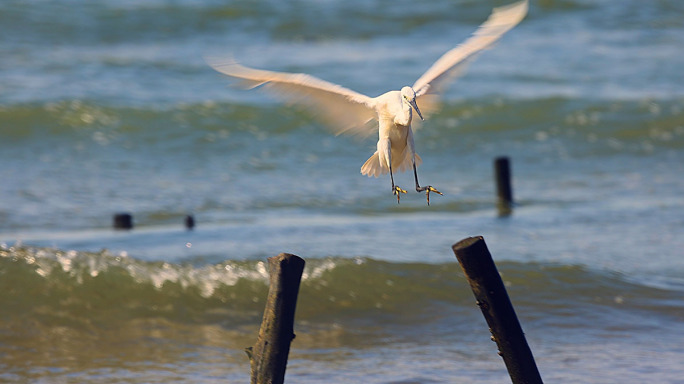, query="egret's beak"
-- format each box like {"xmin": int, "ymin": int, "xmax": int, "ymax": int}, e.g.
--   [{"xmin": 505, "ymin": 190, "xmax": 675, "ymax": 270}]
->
[{"xmin": 410, "ymin": 99, "xmax": 424, "ymax": 121}]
